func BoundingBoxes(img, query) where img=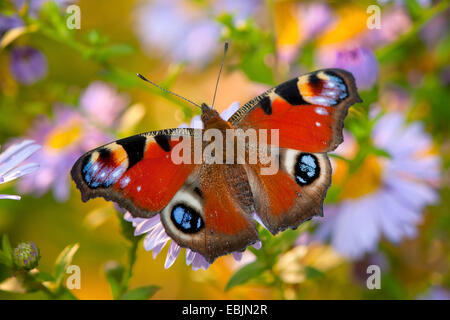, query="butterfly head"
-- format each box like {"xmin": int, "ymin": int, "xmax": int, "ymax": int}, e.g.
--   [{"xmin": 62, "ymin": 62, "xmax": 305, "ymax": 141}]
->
[{"xmin": 201, "ymin": 103, "xmax": 223, "ymax": 128}]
